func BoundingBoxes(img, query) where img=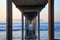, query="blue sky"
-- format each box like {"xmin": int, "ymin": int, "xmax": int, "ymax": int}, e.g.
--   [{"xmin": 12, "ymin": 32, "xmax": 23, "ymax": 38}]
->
[{"xmin": 0, "ymin": 0, "xmax": 60, "ymax": 21}]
